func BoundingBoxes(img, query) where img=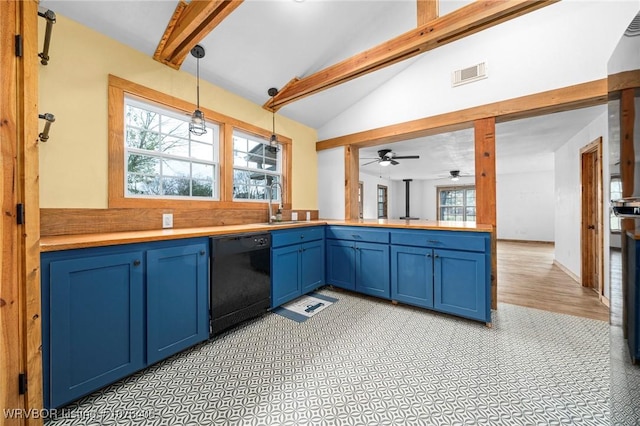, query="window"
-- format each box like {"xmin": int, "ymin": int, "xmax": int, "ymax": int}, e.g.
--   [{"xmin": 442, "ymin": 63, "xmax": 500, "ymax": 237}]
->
[
  {"xmin": 232, "ymin": 131, "xmax": 281, "ymax": 201},
  {"xmin": 124, "ymin": 97, "xmax": 219, "ymax": 200},
  {"xmin": 611, "ymin": 176, "xmax": 622, "ymax": 232},
  {"xmin": 438, "ymin": 186, "xmax": 476, "ymax": 222},
  {"xmin": 377, "ymin": 185, "xmax": 388, "ymax": 219},
  {"xmin": 108, "ymin": 76, "xmax": 292, "ymax": 209}
]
